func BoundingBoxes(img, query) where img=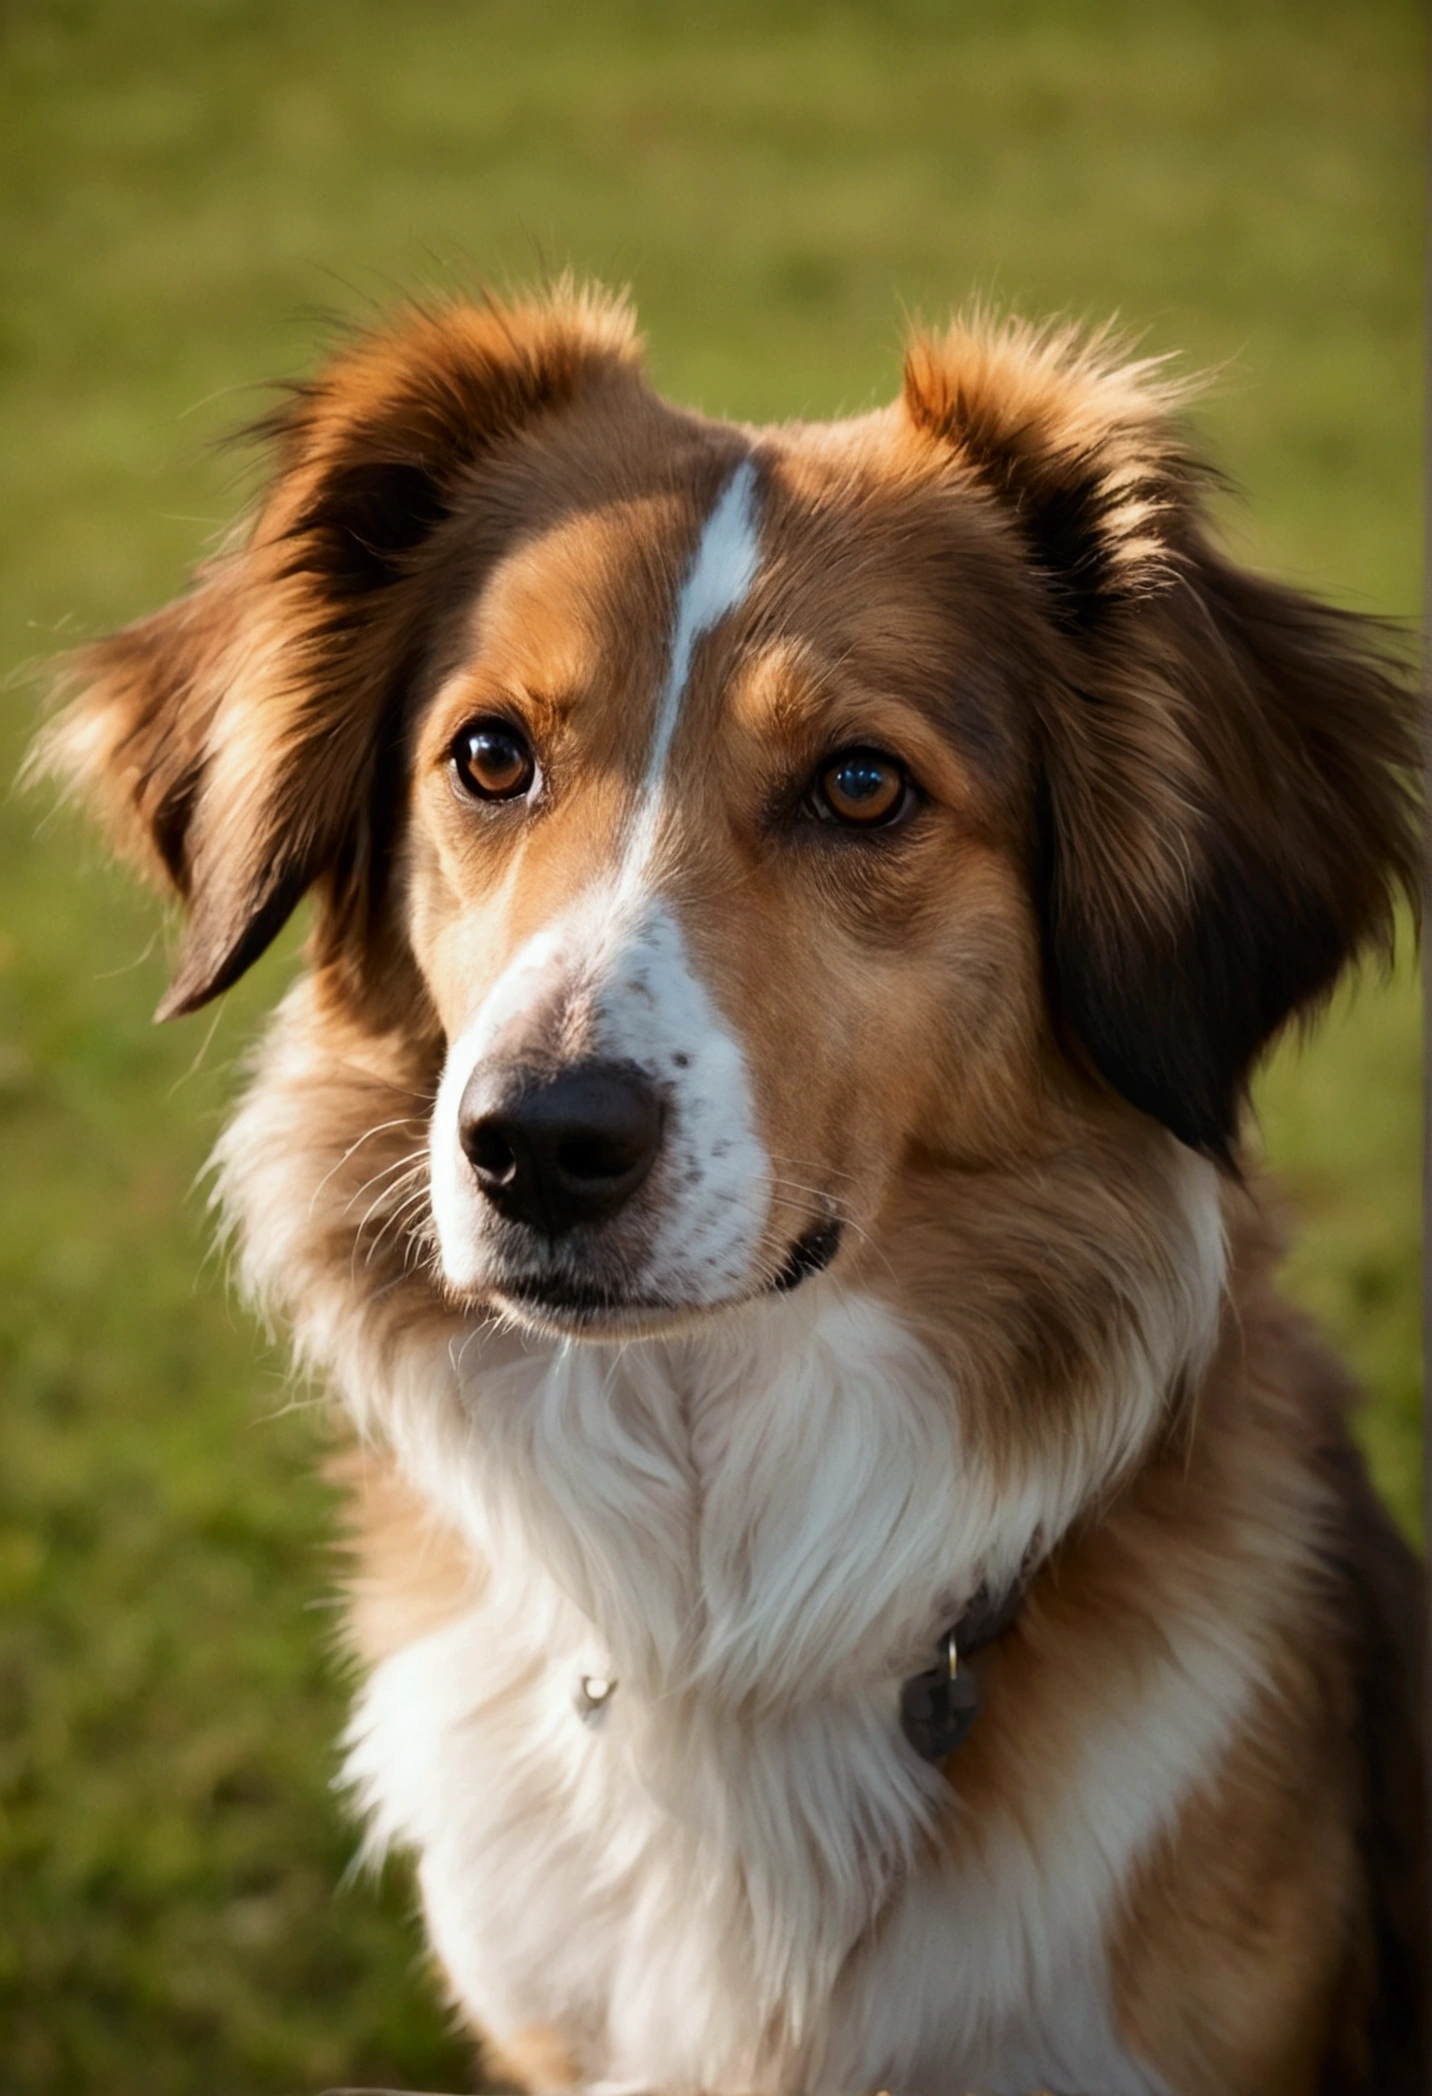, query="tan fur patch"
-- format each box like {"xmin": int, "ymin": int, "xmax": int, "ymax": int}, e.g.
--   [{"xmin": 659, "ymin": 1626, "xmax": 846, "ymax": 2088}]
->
[{"xmin": 330, "ymin": 1445, "xmax": 483, "ymax": 1668}]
